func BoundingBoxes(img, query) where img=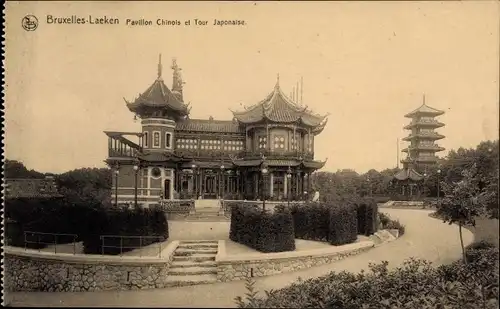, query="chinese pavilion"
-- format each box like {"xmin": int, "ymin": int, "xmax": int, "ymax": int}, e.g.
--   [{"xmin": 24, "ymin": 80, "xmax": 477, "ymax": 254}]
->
[
  {"xmin": 105, "ymin": 55, "xmax": 328, "ymax": 206},
  {"xmin": 393, "ymin": 97, "xmax": 445, "ymax": 196}
]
